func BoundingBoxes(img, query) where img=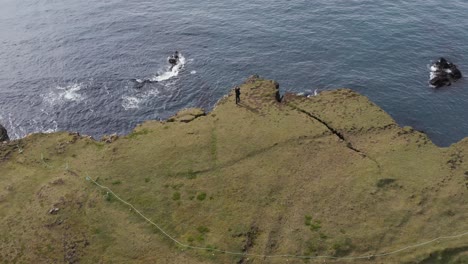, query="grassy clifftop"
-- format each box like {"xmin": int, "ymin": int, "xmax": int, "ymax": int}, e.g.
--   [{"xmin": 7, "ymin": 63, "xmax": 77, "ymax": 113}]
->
[{"xmin": 1, "ymin": 76, "xmax": 467, "ymax": 263}]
